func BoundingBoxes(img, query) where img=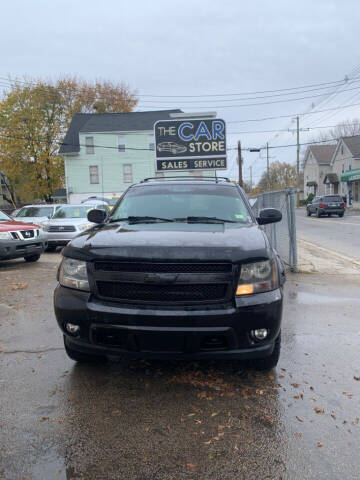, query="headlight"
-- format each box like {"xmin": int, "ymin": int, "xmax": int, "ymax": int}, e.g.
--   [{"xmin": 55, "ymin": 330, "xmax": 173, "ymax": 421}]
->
[
  {"xmin": 236, "ymin": 260, "xmax": 278, "ymax": 296},
  {"xmin": 59, "ymin": 258, "xmax": 89, "ymax": 291},
  {"xmin": 78, "ymin": 223, "xmax": 93, "ymax": 232},
  {"xmin": 0, "ymin": 231, "xmax": 12, "ymax": 240}
]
